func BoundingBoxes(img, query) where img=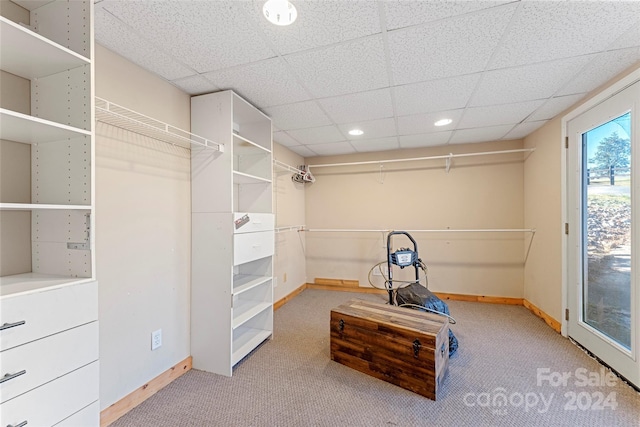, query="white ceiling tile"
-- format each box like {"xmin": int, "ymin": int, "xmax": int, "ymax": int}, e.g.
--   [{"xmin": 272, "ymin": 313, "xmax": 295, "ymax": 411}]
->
[
  {"xmin": 284, "ymin": 36, "xmax": 389, "ymax": 98},
  {"xmin": 286, "ymin": 126, "xmax": 345, "ymax": 145},
  {"xmin": 449, "ymin": 125, "xmax": 513, "ymax": 144},
  {"xmin": 609, "ymin": 21, "xmax": 640, "ymax": 50},
  {"xmin": 489, "ymin": 1, "xmax": 640, "ymax": 69},
  {"xmin": 394, "ymin": 74, "xmax": 481, "ymax": 116},
  {"xmin": 171, "ymin": 75, "xmax": 218, "ymax": 96},
  {"xmin": 557, "ymin": 48, "xmax": 640, "ymax": 97},
  {"xmin": 100, "ymin": 1, "xmax": 275, "ymax": 73},
  {"xmin": 470, "ymin": 56, "xmax": 593, "ymax": 107},
  {"xmin": 383, "ymin": 0, "xmax": 513, "ymax": 31},
  {"xmin": 249, "ymin": 0, "xmax": 381, "ymax": 55},
  {"xmin": 503, "ymin": 121, "xmax": 547, "ymax": 140},
  {"xmin": 459, "ymin": 100, "xmax": 544, "ymax": 129},
  {"xmin": 319, "ymin": 89, "xmax": 394, "ymax": 124},
  {"xmin": 307, "ymin": 142, "xmax": 356, "ymax": 156},
  {"xmin": 95, "ymin": 9, "xmax": 194, "ymax": 80},
  {"xmin": 263, "ymin": 101, "xmax": 332, "ymax": 130},
  {"xmin": 526, "ymin": 94, "xmax": 586, "ymax": 122},
  {"xmin": 388, "ymin": 4, "xmax": 517, "ymax": 85},
  {"xmin": 351, "ymin": 137, "xmax": 400, "ymax": 153},
  {"xmin": 337, "ymin": 118, "xmax": 396, "ymax": 141},
  {"xmin": 288, "ymin": 145, "xmax": 318, "ymax": 158},
  {"xmin": 201, "ymin": 58, "xmax": 311, "ymax": 109},
  {"xmin": 397, "ymin": 110, "xmax": 465, "ymax": 135},
  {"xmin": 273, "ymin": 131, "xmax": 301, "ymax": 148},
  {"xmin": 399, "ymin": 132, "xmax": 452, "ymax": 149}
]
